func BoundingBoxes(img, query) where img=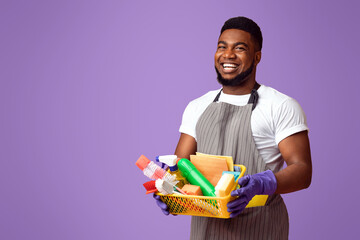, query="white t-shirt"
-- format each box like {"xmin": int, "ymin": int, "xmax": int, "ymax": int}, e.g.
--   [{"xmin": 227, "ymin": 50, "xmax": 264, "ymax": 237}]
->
[{"xmin": 179, "ymin": 85, "xmax": 309, "ymax": 172}]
